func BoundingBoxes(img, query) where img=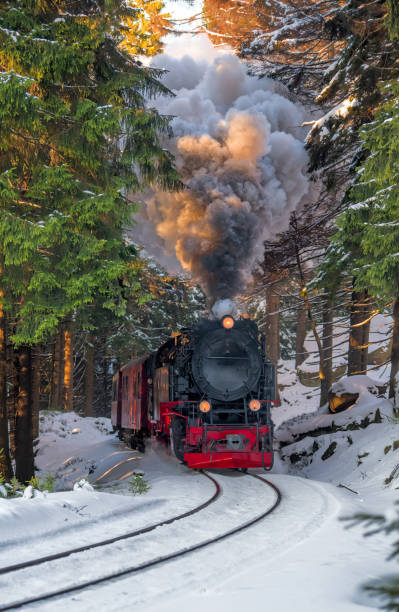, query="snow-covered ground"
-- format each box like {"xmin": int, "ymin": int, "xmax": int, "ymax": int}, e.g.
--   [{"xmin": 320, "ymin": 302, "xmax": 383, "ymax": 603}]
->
[{"xmin": 0, "ymin": 376, "xmax": 398, "ymax": 611}]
